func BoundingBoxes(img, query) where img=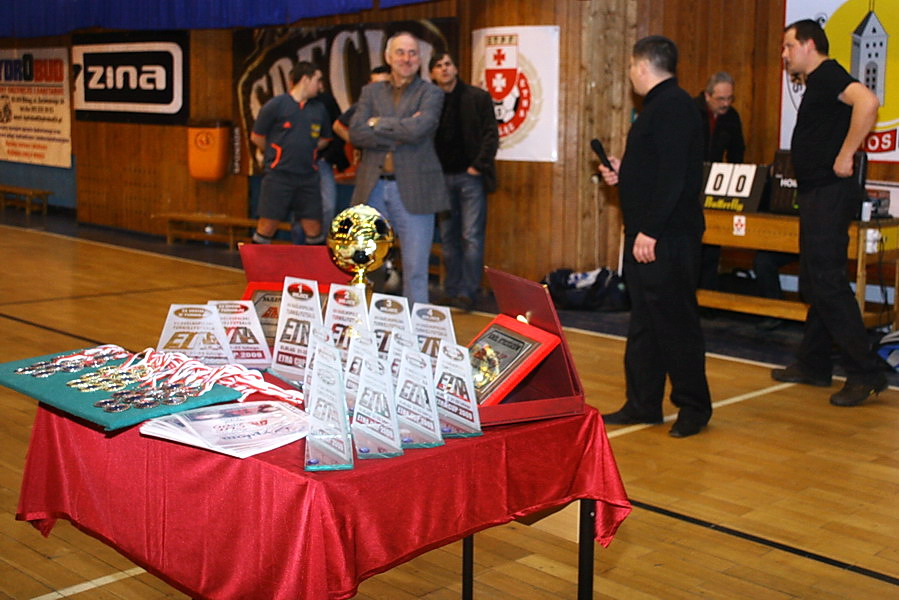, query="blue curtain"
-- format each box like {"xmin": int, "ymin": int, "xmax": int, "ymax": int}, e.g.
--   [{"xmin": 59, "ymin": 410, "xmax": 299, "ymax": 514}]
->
[
  {"xmin": 5, "ymin": 0, "xmax": 375, "ymax": 39},
  {"xmin": 378, "ymin": 0, "xmax": 431, "ymax": 7}
]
